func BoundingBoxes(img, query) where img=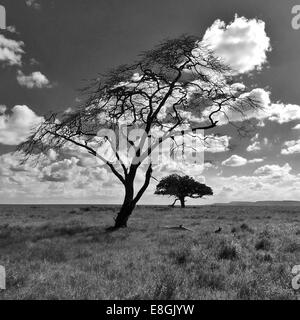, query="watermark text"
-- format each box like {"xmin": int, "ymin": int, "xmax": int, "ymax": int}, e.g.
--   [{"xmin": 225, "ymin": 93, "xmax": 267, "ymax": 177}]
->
[
  {"xmin": 291, "ymin": 5, "xmax": 300, "ymax": 30},
  {"xmin": 0, "ymin": 265, "xmax": 5, "ymax": 290},
  {"xmin": 292, "ymin": 265, "xmax": 300, "ymax": 291},
  {"xmin": 0, "ymin": 4, "xmax": 6, "ymax": 29}
]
